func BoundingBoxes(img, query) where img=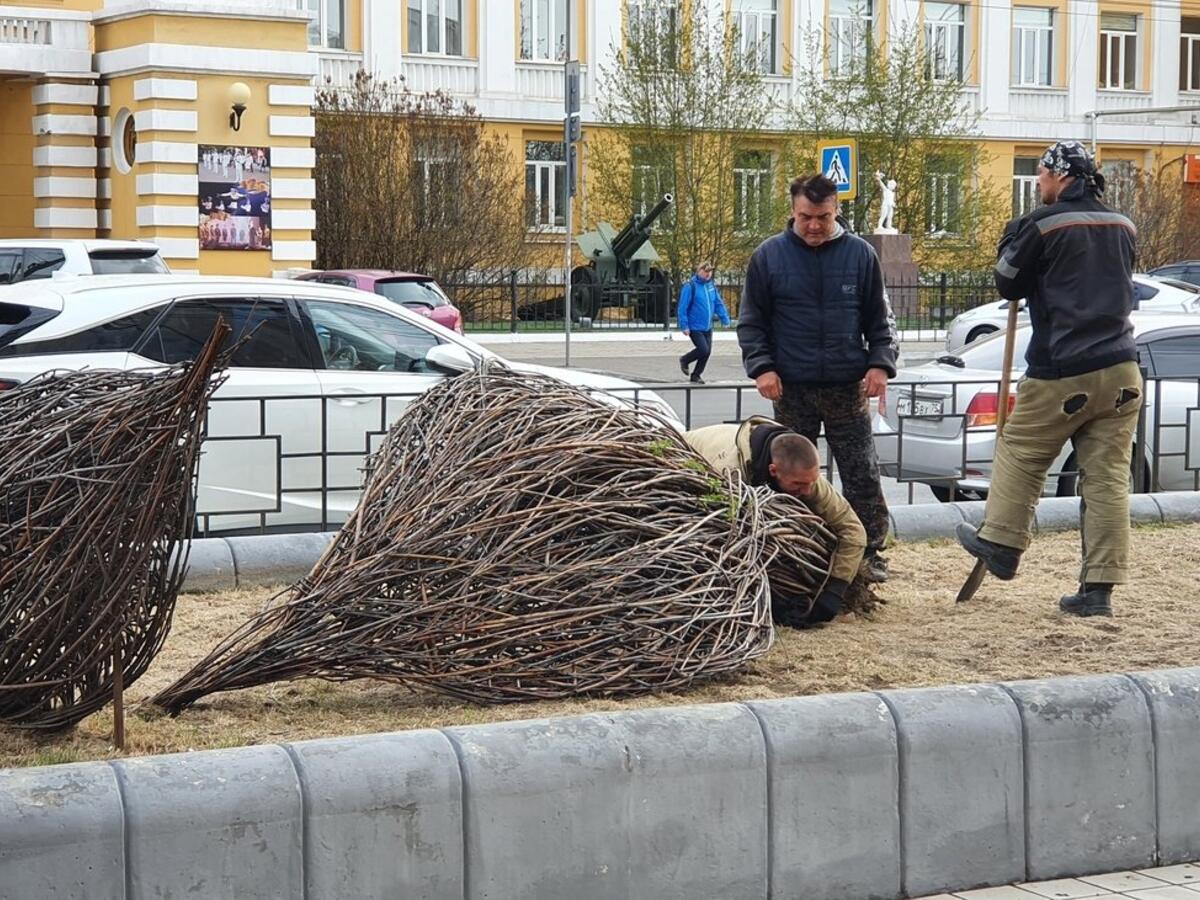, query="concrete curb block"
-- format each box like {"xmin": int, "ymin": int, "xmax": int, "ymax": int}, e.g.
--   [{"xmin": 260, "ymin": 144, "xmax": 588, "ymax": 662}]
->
[
  {"xmin": 179, "ymin": 492, "xmax": 1200, "ymax": 591},
  {"xmin": 890, "ymin": 489, "xmax": 1200, "ymax": 544},
  {"xmin": 9, "ymin": 667, "xmax": 1200, "ymax": 897}
]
